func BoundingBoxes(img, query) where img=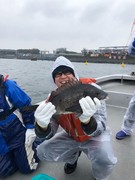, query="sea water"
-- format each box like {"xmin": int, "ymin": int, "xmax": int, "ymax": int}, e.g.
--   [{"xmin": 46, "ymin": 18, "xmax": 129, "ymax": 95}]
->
[{"xmin": 0, "ymin": 58, "xmax": 134, "ymax": 104}]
